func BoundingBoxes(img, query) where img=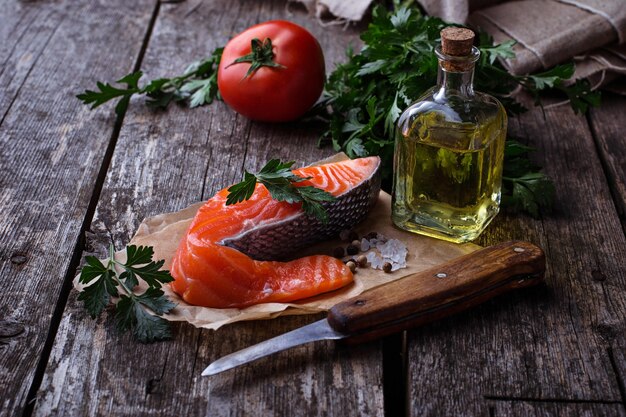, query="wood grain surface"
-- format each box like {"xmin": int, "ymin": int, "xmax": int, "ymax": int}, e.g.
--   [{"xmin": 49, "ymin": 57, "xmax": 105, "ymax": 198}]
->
[
  {"xmin": 588, "ymin": 93, "xmax": 626, "ymax": 231},
  {"xmin": 487, "ymin": 400, "xmax": 626, "ymax": 417},
  {"xmin": 0, "ymin": 1, "xmax": 156, "ymax": 415},
  {"xmin": 0, "ymin": 0, "xmax": 624, "ymax": 416}
]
